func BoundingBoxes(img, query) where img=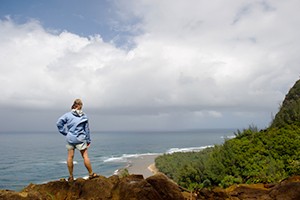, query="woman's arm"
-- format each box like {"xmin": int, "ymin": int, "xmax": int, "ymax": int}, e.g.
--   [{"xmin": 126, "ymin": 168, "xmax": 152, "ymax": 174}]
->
[{"xmin": 56, "ymin": 114, "xmax": 68, "ymax": 136}]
